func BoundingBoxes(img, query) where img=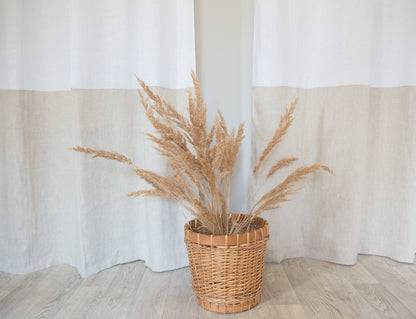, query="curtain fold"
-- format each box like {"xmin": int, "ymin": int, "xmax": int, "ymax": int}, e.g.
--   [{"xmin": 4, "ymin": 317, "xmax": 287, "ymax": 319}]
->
[
  {"xmin": 0, "ymin": 0, "xmax": 195, "ymax": 277},
  {"xmin": 253, "ymin": 0, "xmax": 416, "ymax": 265}
]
